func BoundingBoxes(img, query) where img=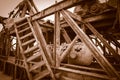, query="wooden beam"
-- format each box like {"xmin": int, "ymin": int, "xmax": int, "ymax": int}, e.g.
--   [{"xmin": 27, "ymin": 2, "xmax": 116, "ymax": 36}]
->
[
  {"xmin": 60, "ymin": 11, "xmax": 115, "ymax": 28},
  {"xmin": 26, "ymin": 0, "xmax": 36, "ymax": 14},
  {"xmin": 14, "ymin": 24, "xmax": 32, "ymax": 80},
  {"xmin": 28, "ymin": 19, "xmax": 54, "ymax": 65},
  {"xmin": 63, "ymin": 9, "xmax": 120, "ymax": 62},
  {"xmin": 29, "ymin": 0, "xmax": 39, "ymax": 12},
  {"xmin": 85, "ymin": 23, "xmax": 120, "ymax": 62},
  {"xmin": 56, "ymin": 67, "xmax": 110, "ymax": 79},
  {"xmin": 20, "ymin": 4, "xmax": 28, "ymax": 17},
  {"xmin": 65, "ymin": 10, "xmax": 82, "ymax": 21},
  {"xmin": 61, "ymin": 10, "xmax": 120, "ymax": 79},
  {"xmin": 38, "ymin": 21, "xmax": 53, "ymax": 29},
  {"xmin": 9, "ymin": 10, "xmax": 115, "ymax": 34},
  {"xmin": 27, "ymin": 1, "xmax": 56, "ymax": 79},
  {"xmin": 31, "ymin": 0, "xmax": 83, "ymax": 20},
  {"xmin": 61, "ymin": 28, "xmax": 72, "ymax": 43},
  {"xmin": 61, "ymin": 63, "xmax": 105, "ymax": 72},
  {"xmin": 55, "ymin": 11, "xmax": 60, "ymax": 47},
  {"xmin": 54, "ymin": 10, "xmax": 60, "ymax": 67},
  {"xmin": 27, "ymin": 0, "xmax": 54, "ymax": 65},
  {"xmin": 60, "ymin": 36, "xmax": 78, "ymax": 62}
]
